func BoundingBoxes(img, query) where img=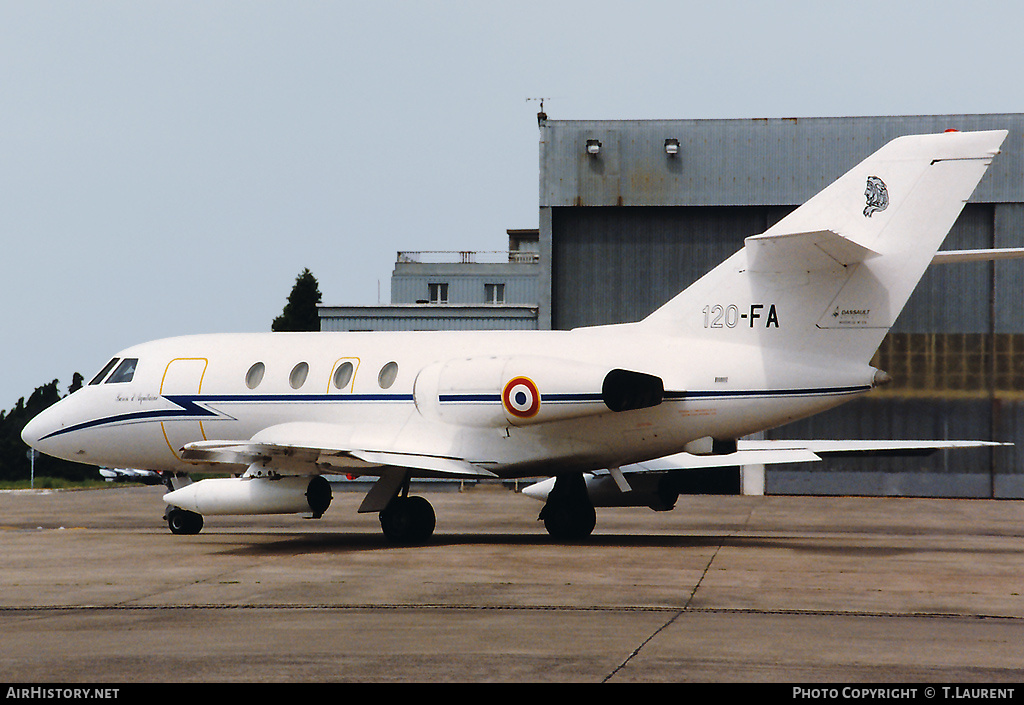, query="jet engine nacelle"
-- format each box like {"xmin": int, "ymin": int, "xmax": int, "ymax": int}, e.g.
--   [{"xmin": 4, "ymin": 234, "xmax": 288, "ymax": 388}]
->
[
  {"xmin": 413, "ymin": 355, "xmax": 664, "ymax": 428},
  {"xmin": 524, "ymin": 472, "xmax": 680, "ymax": 512},
  {"xmin": 524, "ymin": 469, "xmax": 744, "ymax": 512},
  {"xmin": 163, "ymin": 475, "xmax": 332, "ymax": 517}
]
